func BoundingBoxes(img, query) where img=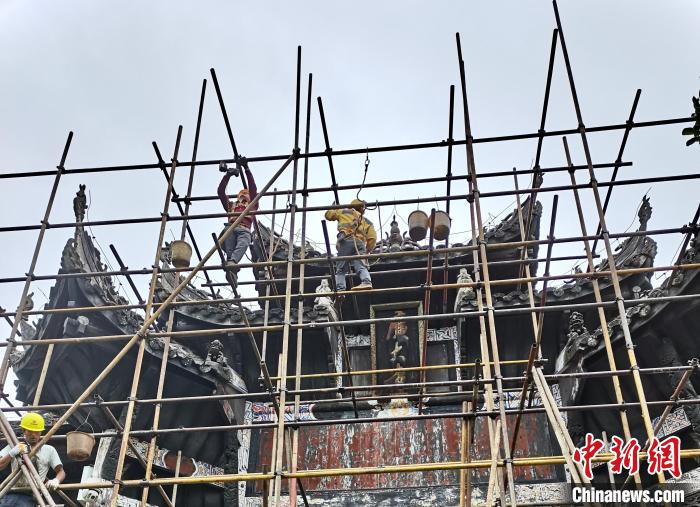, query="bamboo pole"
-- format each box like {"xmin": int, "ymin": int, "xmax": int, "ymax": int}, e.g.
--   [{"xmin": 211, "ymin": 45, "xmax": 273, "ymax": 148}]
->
[
  {"xmin": 457, "ymin": 32, "xmax": 516, "ymax": 505},
  {"xmin": 0, "ymin": 393, "xmax": 697, "ymax": 446},
  {"xmin": 261, "ymin": 190, "xmax": 279, "ymax": 359},
  {"xmin": 139, "ymin": 308, "xmax": 176, "ymax": 504},
  {"xmin": 171, "ymin": 451, "xmax": 182, "ymax": 506},
  {"xmin": 290, "ymin": 71, "xmax": 314, "ymax": 507},
  {"xmin": 0, "ymin": 411, "xmax": 54, "ymax": 506},
  {"xmin": 109, "ymin": 127, "xmax": 184, "ymax": 505},
  {"xmin": 417, "ymin": 209, "xmax": 437, "ymax": 414},
  {"xmin": 0, "ymin": 132, "xmax": 73, "ymax": 391},
  {"xmin": 179, "ymin": 78, "xmax": 206, "ymax": 242},
  {"xmin": 15, "ymin": 446, "xmax": 700, "ymax": 491},
  {"xmin": 552, "ymin": 0, "xmax": 664, "ymax": 487},
  {"xmin": 272, "ymin": 45, "xmax": 304, "ymax": 507},
  {"xmin": 563, "ymin": 136, "xmax": 643, "ymax": 487},
  {"xmin": 95, "ymin": 397, "xmax": 173, "ymax": 506},
  {"xmin": 8, "ymin": 251, "xmax": 699, "ymax": 324}
]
